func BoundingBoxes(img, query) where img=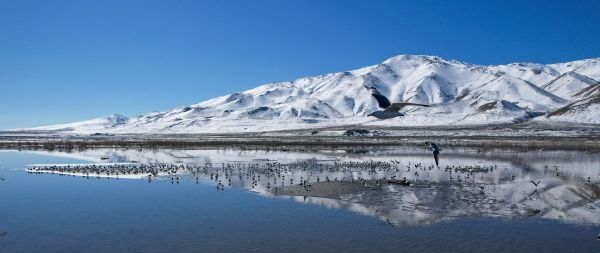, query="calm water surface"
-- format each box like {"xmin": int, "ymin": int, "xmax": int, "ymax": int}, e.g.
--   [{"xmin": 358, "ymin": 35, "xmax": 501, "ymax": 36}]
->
[{"xmin": 1, "ymin": 147, "xmax": 599, "ymax": 253}]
